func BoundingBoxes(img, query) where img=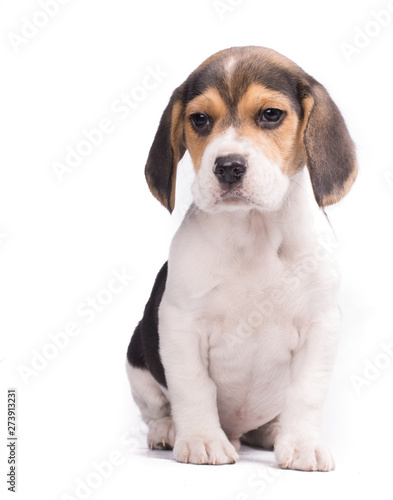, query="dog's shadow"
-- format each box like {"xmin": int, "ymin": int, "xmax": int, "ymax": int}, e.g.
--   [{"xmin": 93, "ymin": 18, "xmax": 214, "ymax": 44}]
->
[
  {"xmin": 134, "ymin": 443, "xmax": 279, "ymax": 468},
  {"xmin": 237, "ymin": 444, "xmax": 279, "ymax": 468}
]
